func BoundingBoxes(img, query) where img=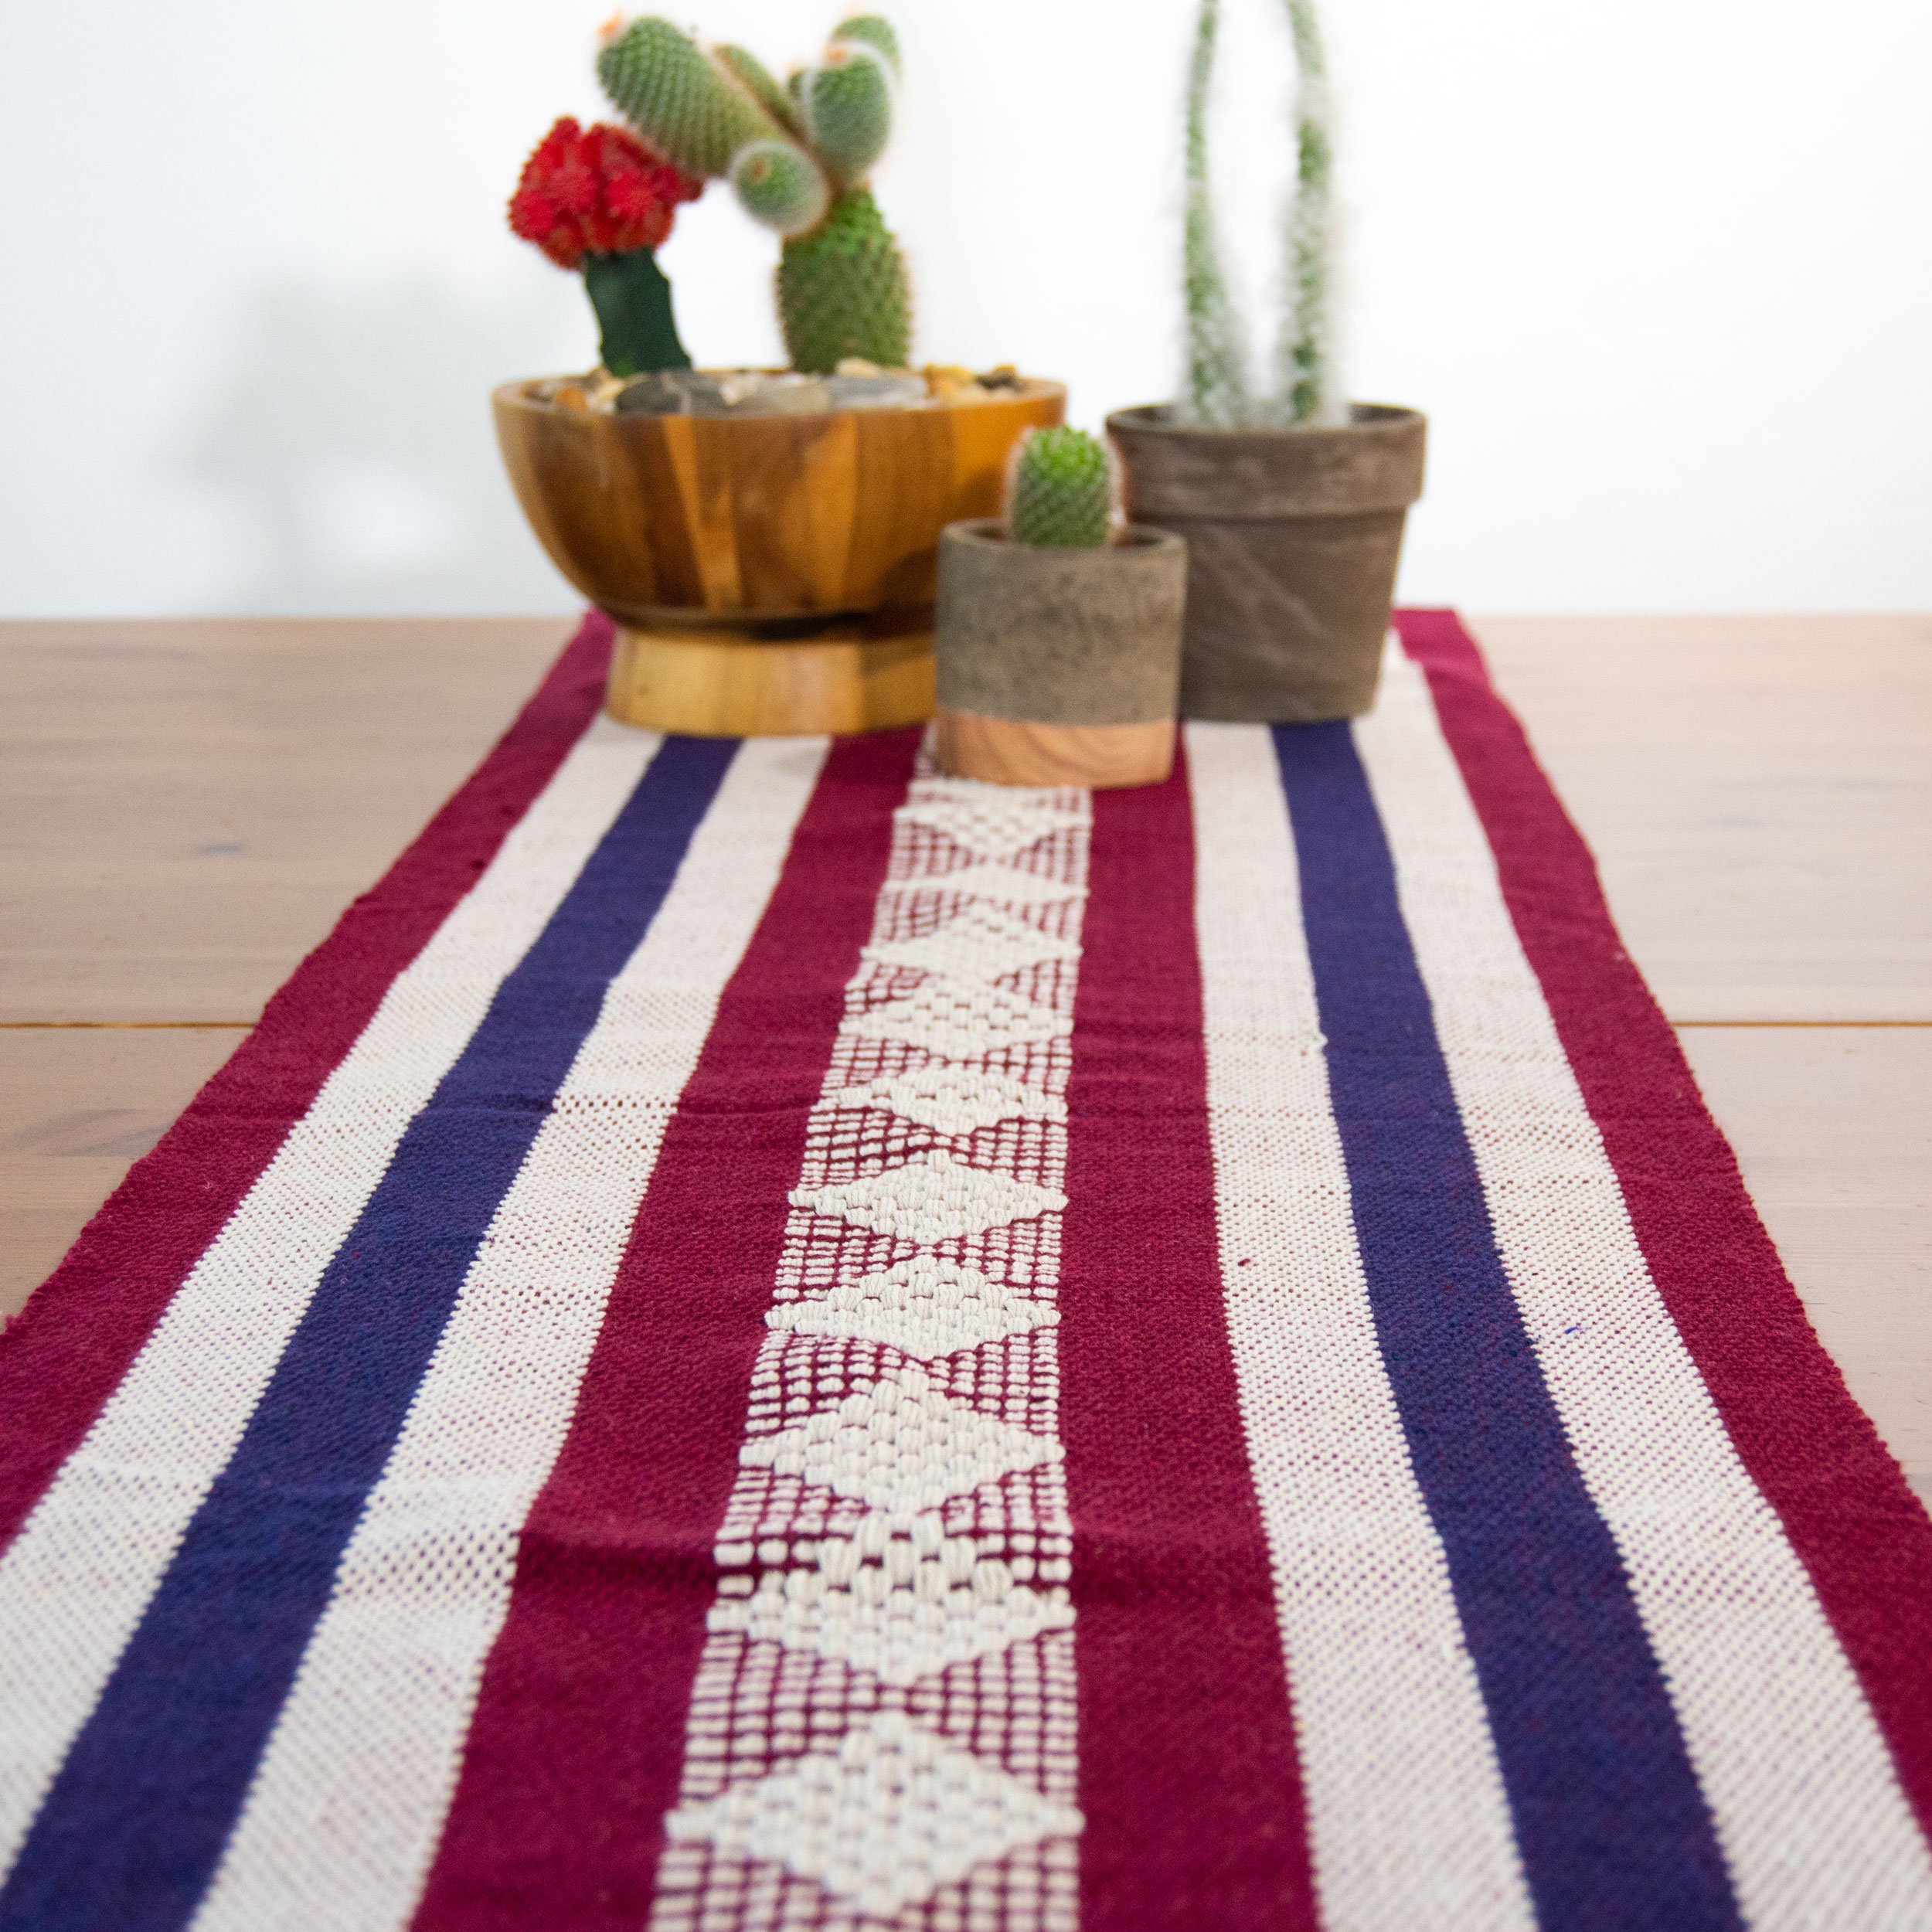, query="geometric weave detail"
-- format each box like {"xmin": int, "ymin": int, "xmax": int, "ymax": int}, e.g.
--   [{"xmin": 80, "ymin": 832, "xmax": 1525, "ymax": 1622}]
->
[
  {"xmin": 653, "ymin": 757, "xmax": 1090, "ymax": 1932},
  {"xmin": 736, "ymin": 1366, "xmax": 1065, "ymax": 1522},
  {"xmin": 765, "ymin": 1257, "xmax": 1060, "ymax": 1359},
  {"xmin": 848, "ymin": 979, "xmax": 1071, "ymax": 1061},
  {"xmin": 896, "ymin": 791, "xmax": 1085, "ymax": 863},
  {"xmin": 789, "ymin": 1151, "xmax": 1067, "ymax": 1247},
  {"xmin": 664, "ymin": 1712, "xmax": 1086, "ymax": 1916},
  {"xmin": 826, "ymin": 1063, "xmax": 1067, "ymax": 1139},
  {"xmin": 866, "ymin": 903, "xmax": 1079, "ymax": 985},
  {"xmin": 708, "ymin": 1530, "xmax": 1075, "ymax": 1686},
  {"xmin": 892, "ymin": 862, "xmax": 1087, "ymax": 908}
]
